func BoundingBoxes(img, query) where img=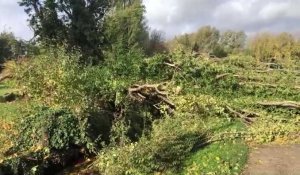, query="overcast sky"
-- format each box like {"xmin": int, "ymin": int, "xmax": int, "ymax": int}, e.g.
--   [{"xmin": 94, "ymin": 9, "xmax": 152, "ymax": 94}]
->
[{"xmin": 1, "ymin": 0, "xmax": 300, "ymax": 40}]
